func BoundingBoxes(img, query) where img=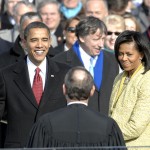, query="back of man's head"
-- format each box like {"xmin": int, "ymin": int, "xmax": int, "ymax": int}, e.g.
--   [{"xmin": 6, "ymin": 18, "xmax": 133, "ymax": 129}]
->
[{"xmin": 64, "ymin": 66, "xmax": 95, "ymax": 101}]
